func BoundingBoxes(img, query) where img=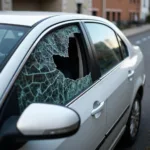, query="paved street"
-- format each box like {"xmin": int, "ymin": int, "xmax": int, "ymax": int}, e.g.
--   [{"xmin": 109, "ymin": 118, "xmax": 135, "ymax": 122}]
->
[{"xmin": 116, "ymin": 30, "xmax": 150, "ymax": 150}]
